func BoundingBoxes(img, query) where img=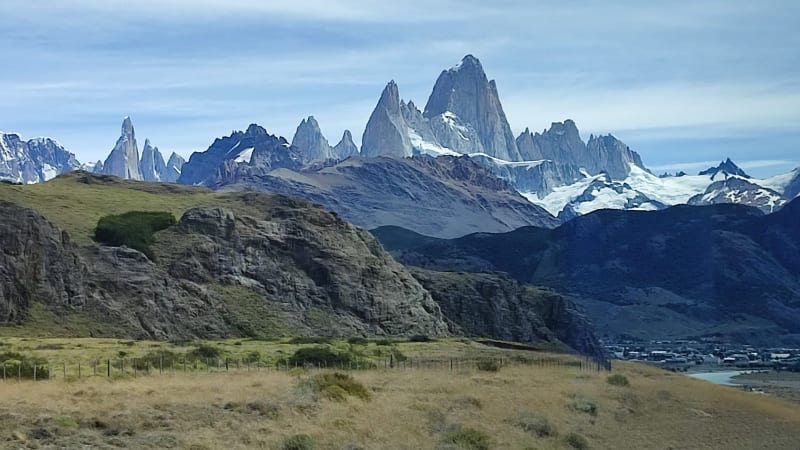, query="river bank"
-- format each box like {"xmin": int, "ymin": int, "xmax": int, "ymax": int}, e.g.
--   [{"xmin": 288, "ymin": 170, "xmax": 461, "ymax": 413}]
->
[{"xmin": 733, "ymin": 371, "xmax": 800, "ymax": 403}]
